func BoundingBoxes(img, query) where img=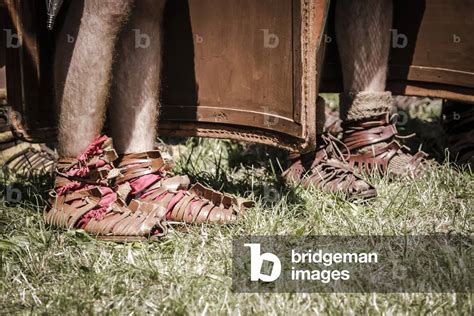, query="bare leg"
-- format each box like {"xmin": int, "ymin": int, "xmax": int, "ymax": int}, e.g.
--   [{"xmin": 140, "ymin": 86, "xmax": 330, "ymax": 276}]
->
[
  {"xmin": 336, "ymin": 0, "xmax": 392, "ymax": 92},
  {"xmin": 336, "ymin": 0, "xmax": 393, "ymax": 121},
  {"xmin": 336, "ymin": 0, "xmax": 426, "ymax": 177},
  {"xmin": 55, "ymin": 0, "xmax": 133, "ymax": 157},
  {"xmin": 109, "ymin": 0, "xmax": 166, "ymax": 154}
]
